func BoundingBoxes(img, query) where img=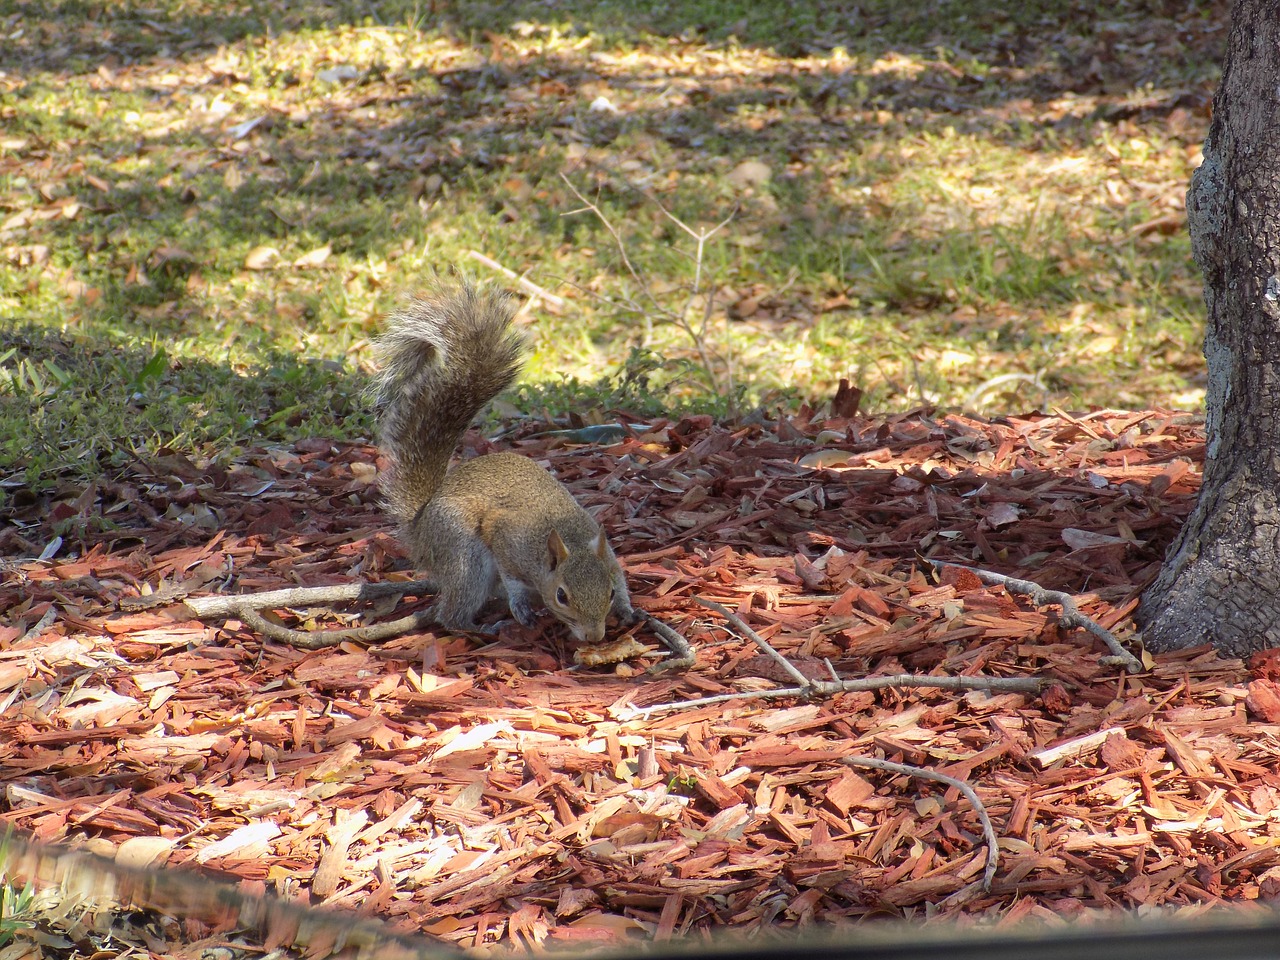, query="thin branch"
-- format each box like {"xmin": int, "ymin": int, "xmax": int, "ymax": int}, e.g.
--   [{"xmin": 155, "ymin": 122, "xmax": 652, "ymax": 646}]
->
[
  {"xmin": 928, "ymin": 561, "xmax": 1143, "ymax": 673},
  {"xmin": 619, "ymin": 595, "xmax": 1045, "ymax": 714},
  {"xmin": 693, "ymin": 595, "xmax": 1042, "ymax": 695},
  {"xmin": 842, "ymin": 755, "xmax": 1000, "ymax": 892},
  {"xmin": 559, "ymin": 171, "xmax": 733, "ymax": 396},
  {"xmin": 464, "ymin": 250, "xmax": 565, "ymax": 309},
  {"xmin": 238, "ymin": 607, "xmax": 437, "ymax": 650},
  {"xmin": 1028, "ymin": 725, "xmax": 1125, "ymax": 769},
  {"xmin": 655, "ymin": 200, "xmax": 737, "ymax": 245},
  {"xmin": 185, "ymin": 579, "xmax": 436, "ymax": 619},
  {"xmin": 964, "ymin": 372, "xmax": 1048, "ymax": 412},
  {"xmin": 186, "ymin": 580, "xmax": 439, "ymax": 650},
  {"xmin": 661, "ymin": 200, "xmax": 737, "ymax": 334},
  {"xmin": 559, "ymin": 173, "xmax": 669, "ymax": 321},
  {"xmin": 189, "ymin": 579, "xmax": 678, "ymax": 664},
  {"xmin": 696, "ymin": 597, "xmax": 812, "ymax": 688},
  {"xmin": 18, "ymin": 606, "xmax": 57, "ymax": 644},
  {"xmin": 626, "ymin": 672, "xmax": 1044, "ymax": 718},
  {"xmin": 643, "ymin": 613, "xmax": 698, "ymax": 673},
  {"xmin": 662, "ymin": 201, "xmax": 737, "ymax": 399}
]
